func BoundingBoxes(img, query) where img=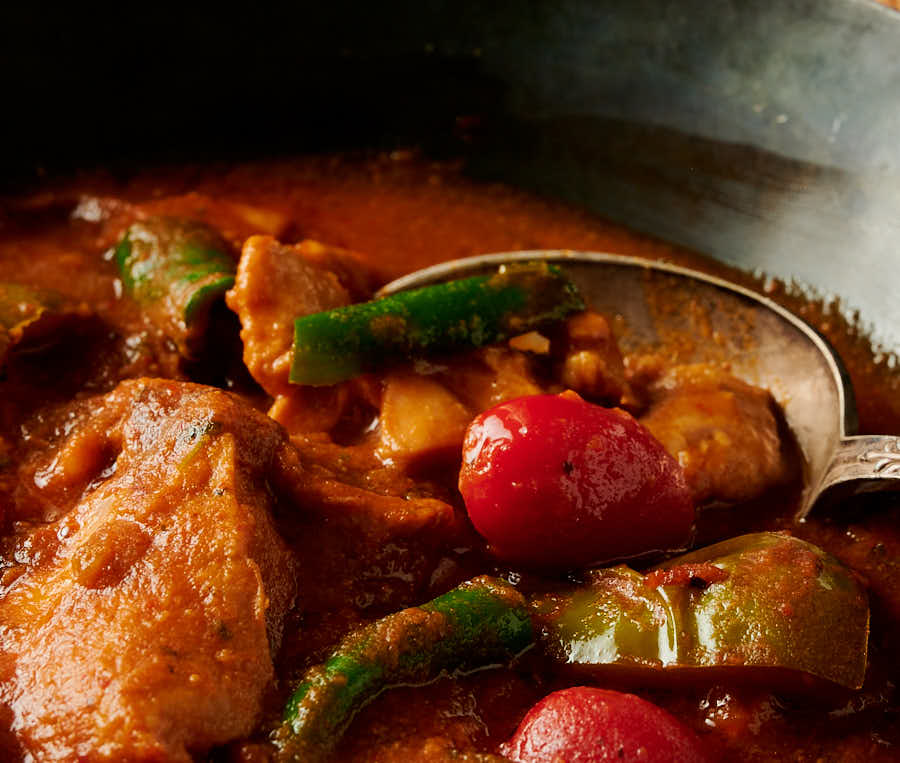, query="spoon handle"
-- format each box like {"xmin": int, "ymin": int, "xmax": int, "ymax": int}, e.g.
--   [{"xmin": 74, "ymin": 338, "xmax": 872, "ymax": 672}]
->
[{"xmin": 805, "ymin": 435, "xmax": 900, "ymax": 516}]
